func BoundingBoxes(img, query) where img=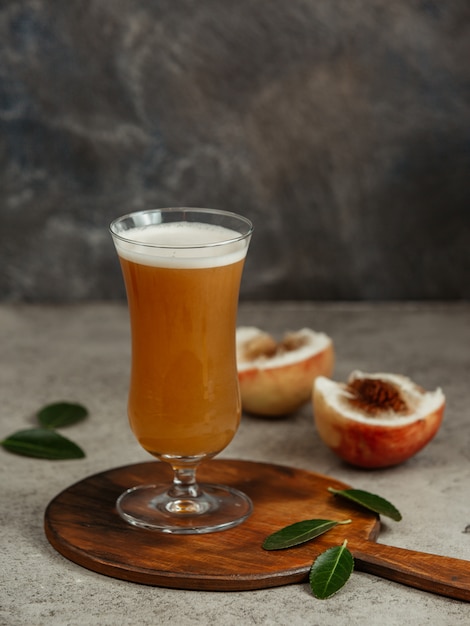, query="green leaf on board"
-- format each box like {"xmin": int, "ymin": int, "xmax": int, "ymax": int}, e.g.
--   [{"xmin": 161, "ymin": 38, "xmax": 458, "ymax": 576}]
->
[
  {"xmin": 309, "ymin": 540, "xmax": 354, "ymax": 599},
  {"xmin": 37, "ymin": 402, "xmax": 88, "ymax": 429},
  {"xmin": 263, "ymin": 518, "xmax": 352, "ymax": 550},
  {"xmin": 1, "ymin": 428, "xmax": 85, "ymax": 460},
  {"xmin": 328, "ymin": 487, "xmax": 402, "ymax": 521}
]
